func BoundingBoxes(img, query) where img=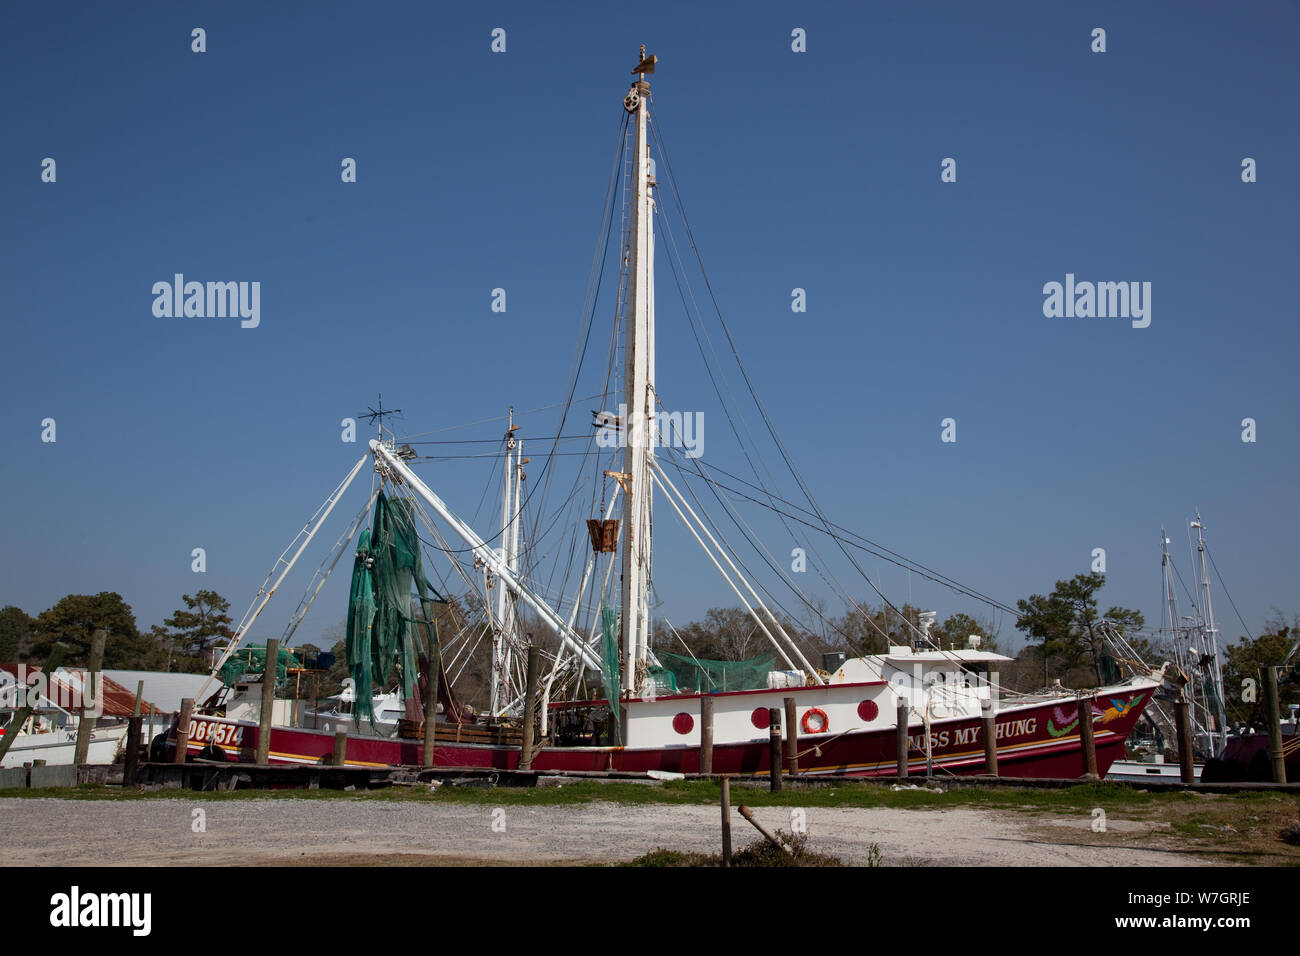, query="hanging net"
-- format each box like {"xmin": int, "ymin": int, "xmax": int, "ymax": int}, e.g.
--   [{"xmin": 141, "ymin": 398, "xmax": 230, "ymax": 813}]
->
[
  {"xmin": 651, "ymin": 650, "xmax": 777, "ymax": 695},
  {"xmin": 345, "ymin": 491, "xmax": 447, "ymax": 728},
  {"xmin": 599, "ymin": 600, "xmax": 622, "ymax": 744},
  {"xmin": 217, "ymin": 644, "xmax": 303, "ymax": 688}
]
